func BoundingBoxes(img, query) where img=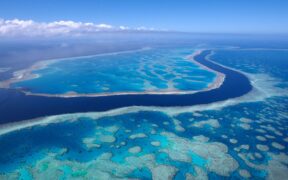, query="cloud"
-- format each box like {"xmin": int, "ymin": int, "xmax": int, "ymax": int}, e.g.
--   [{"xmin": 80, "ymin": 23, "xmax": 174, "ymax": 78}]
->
[{"xmin": 0, "ymin": 18, "xmax": 158, "ymax": 37}]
